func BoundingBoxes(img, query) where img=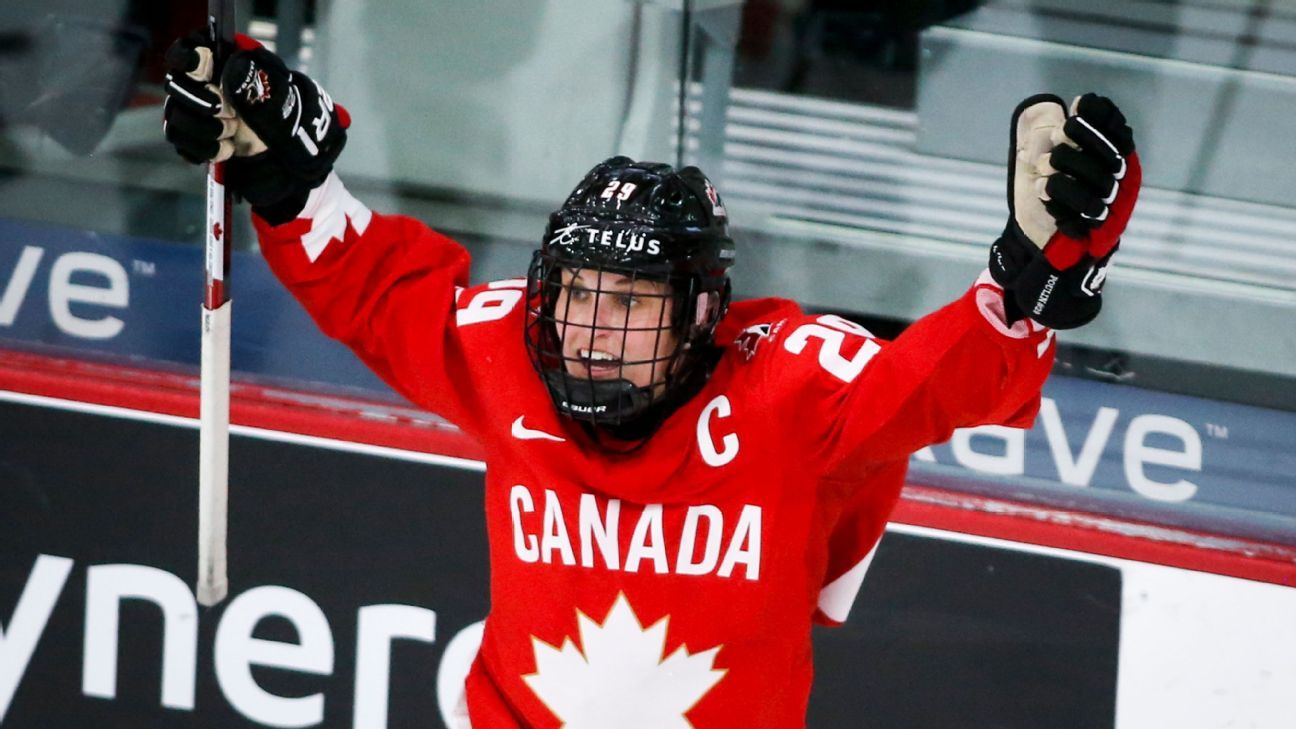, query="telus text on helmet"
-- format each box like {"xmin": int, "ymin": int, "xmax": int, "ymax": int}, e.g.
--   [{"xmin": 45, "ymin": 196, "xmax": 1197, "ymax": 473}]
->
[{"xmin": 547, "ymin": 223, "xmax": 663, "ymax": 256}]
